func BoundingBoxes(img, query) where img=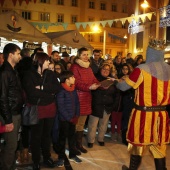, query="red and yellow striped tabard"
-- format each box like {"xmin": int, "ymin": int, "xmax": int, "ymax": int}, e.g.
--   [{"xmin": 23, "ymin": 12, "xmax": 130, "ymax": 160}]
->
[{"xmin": 125, "ymin": 68, "xmax": 170, "ymax": 146}]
